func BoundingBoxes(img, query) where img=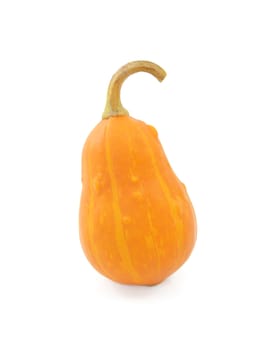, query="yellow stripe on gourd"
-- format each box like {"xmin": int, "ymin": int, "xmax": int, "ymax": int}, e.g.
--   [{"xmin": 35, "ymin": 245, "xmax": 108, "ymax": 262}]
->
[
  {"xmin": 136, "ymin": 123, "xmax": 183, "ymax": 266},
  {"xmin": 105, "ymin": 119, "xmax": 140, "ymax": 283}
]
